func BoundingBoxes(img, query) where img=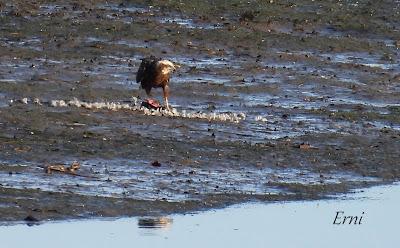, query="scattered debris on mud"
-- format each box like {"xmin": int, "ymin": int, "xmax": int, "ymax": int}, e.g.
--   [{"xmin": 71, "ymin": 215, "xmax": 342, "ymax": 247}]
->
[{"xmin": 45, "ymin": 161, "xmax": 80, "ymax": 174}]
